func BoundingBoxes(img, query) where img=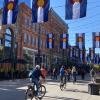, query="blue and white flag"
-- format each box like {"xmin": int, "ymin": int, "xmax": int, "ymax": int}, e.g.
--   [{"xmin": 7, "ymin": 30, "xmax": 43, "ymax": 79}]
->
[
  {"xmin": 93, "ymin": 32, "xmax": 100, "ymax": 48},
  {"xmin": 89, "ymin": 48, "xmax": 95, "ymax": 63},
  {"xmin": 65, "ymin": 0, "xmax": 87, "ymax": 19},
  {"xmin": 80, "ymin": 50, "xmax": 83, "ymax": 63},
  {"xmin": 32, "ymin": 0, "xmax": 50, "ymax": 23},
  {"xmin": 2, "ymin": 0, "xmax": 18, "ymax": 25},
  {"xmin": 47, "ymin": 33, "xmax": 54, "ymax": 49},
  {"xmin": 76, "ymin": 33, "xmax": 85, "ymax": 50},
  {"xmin": 60, "ymin": 33, "xmax": 68, "ymax": 49}
]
